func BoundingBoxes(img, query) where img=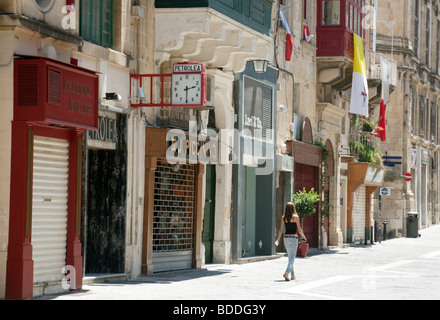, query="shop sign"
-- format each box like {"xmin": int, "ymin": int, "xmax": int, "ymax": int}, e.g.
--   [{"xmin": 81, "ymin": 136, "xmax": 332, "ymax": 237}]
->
[{"xmin": 88, "ymin": 112, "xmax": 117, "ymax": 150}]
